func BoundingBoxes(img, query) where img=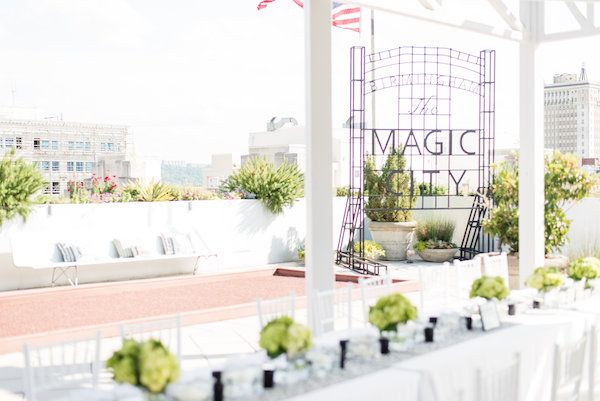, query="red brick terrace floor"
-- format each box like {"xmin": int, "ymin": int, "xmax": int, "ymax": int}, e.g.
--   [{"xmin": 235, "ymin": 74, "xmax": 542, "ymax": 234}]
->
[{"xmin": 0, "ymin": 270, "xmax": 325, "ymax": 338}]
